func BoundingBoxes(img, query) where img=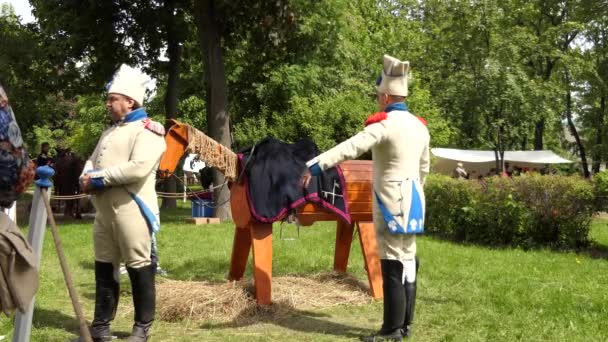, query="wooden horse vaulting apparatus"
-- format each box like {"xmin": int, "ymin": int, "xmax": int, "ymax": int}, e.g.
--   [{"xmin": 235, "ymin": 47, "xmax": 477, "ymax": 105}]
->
[{"xmin": 159, "ymin": 120, "xmax": 383, "ymax": 305}]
